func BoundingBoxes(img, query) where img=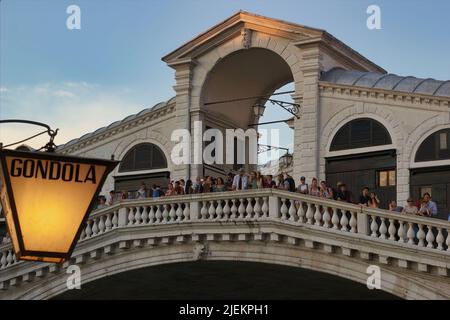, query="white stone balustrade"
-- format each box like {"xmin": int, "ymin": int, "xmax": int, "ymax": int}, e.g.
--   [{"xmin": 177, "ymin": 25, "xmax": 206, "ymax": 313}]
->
[
  {"xmin": 0, "ymin": 188, "xmax": 449, "ymax": 271},
  {"xmin": 364, "ymin": 207, "xmax": 450, "ymax": 251}
]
